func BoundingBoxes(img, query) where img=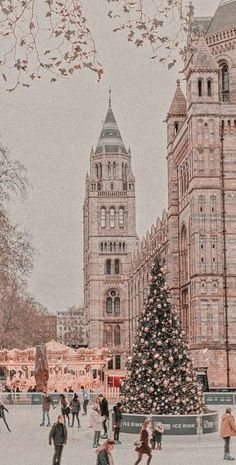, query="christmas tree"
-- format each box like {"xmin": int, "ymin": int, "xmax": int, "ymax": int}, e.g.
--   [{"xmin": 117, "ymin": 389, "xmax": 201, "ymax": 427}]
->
[{"xmin": 120, "ymin": 256, "xmax": 204, "ymax": 415}]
